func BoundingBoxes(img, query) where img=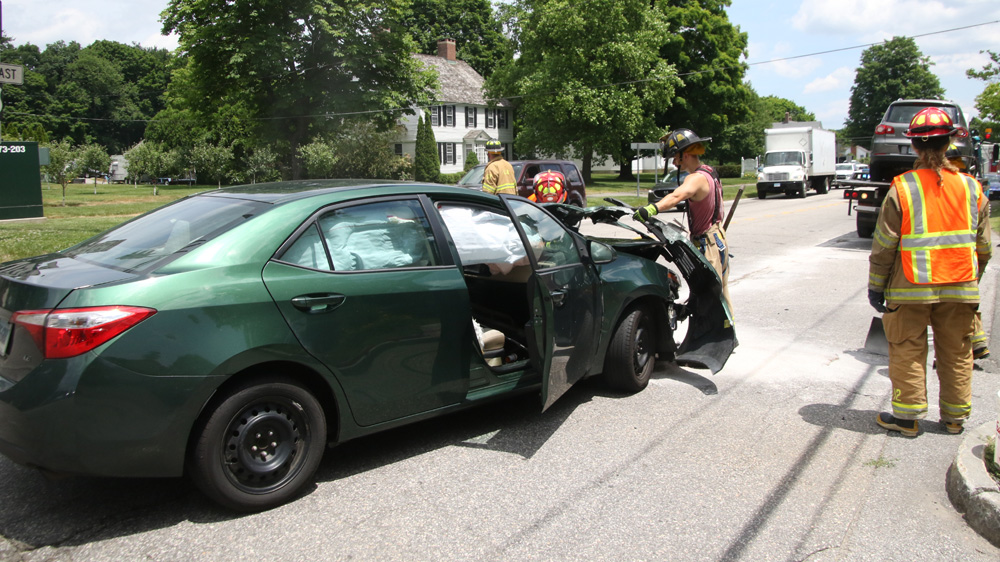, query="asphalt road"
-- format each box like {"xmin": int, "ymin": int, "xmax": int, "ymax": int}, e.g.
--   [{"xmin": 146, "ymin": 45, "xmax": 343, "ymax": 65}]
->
[{"xmin": 0, "ymin": 189, "xmax": 997, "ymax": 561}]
